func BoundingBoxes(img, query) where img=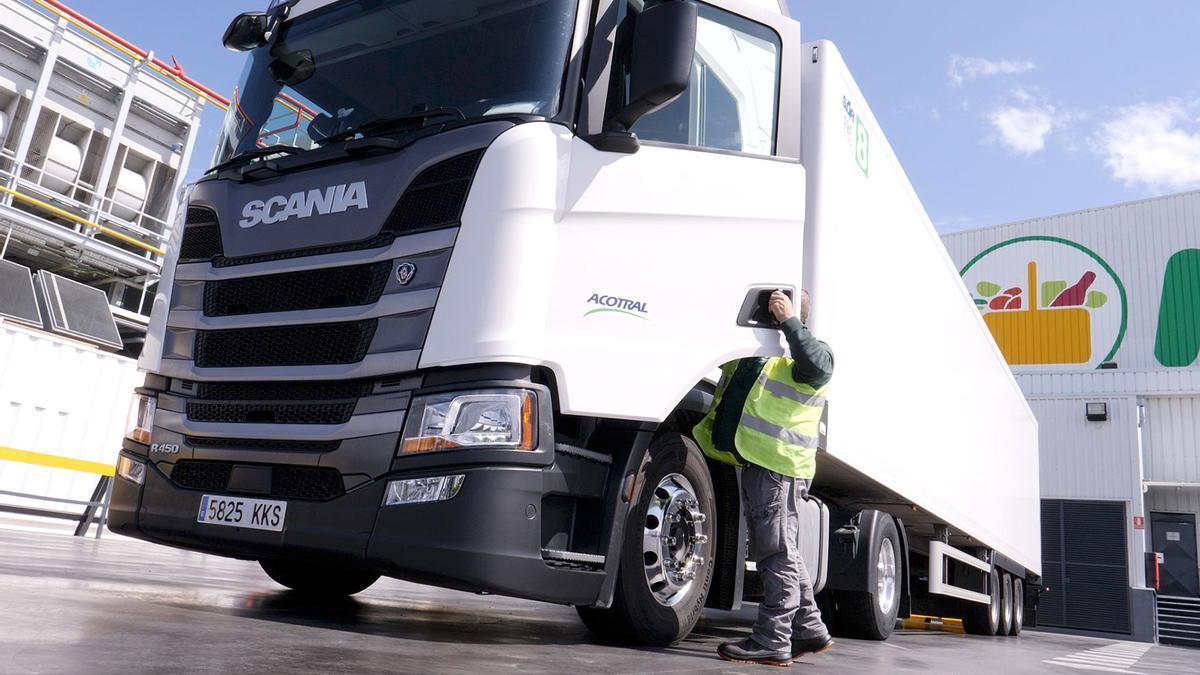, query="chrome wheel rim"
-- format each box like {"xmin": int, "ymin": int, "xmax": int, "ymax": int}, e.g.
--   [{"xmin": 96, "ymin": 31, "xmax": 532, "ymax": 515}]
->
[
  {"xmin": 1013, "ymin": 579, "xmax": 1024, "ymax": 630},
  {"xmin": 876, "ymin": 539, "xmax": 897, "ymax": 616},
  {"xmin": 642, "ymin": 473, "xmax": 709, "ymax": 607},
  {"xmin": 989, "ymin": 569, "xmax": 1000, "ymax": 628},
  {"xmin": 1002, "ymin": 575, "xmax": 1013, "ymax": 626}
]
